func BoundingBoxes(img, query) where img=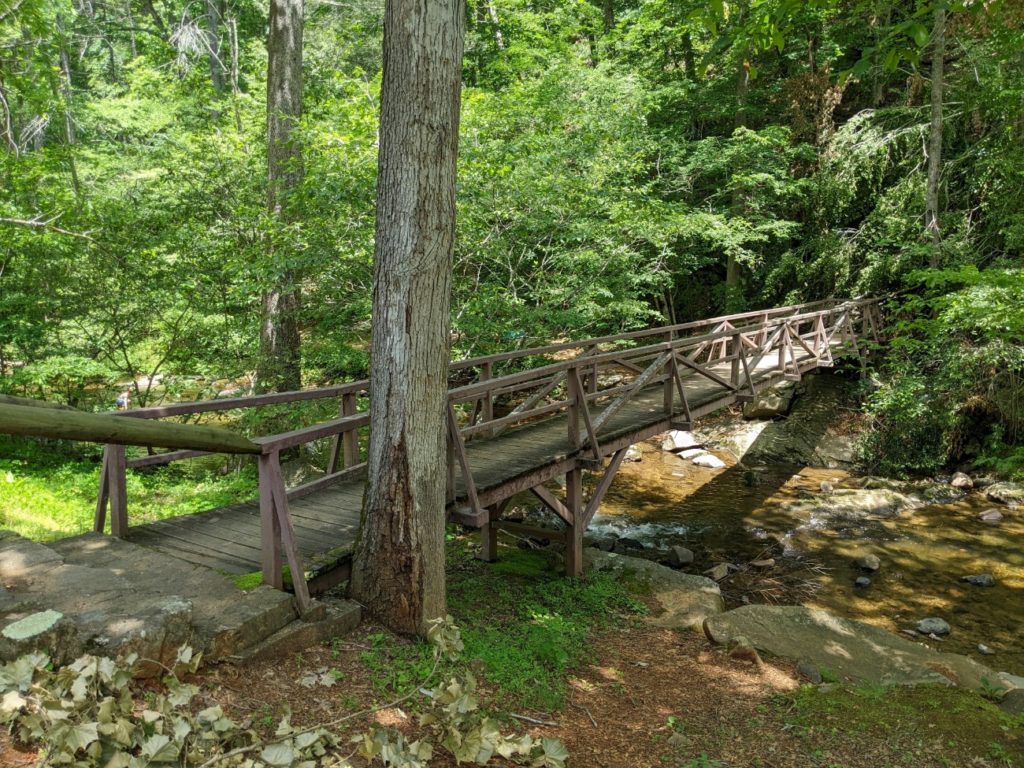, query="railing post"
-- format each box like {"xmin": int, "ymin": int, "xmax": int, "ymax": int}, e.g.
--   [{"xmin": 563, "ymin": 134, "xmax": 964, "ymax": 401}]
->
[
  {"xmin": 663, "ymin": 332, "xmax": 674, "ymax": 415},
  {"xmin": 108, "ymin": 445, "xmax": 128, "ymax": 538},
  {"xmin": 567, "ymin": 364, "xmax": 581, "ymax": 450},
  {"xmin": 341, "ymin": 392, "xmax": 359, "ymax": 468},
  {"xmin": 479, "ymin": 362, "xmax": 494, "ymax": 437},
  {"xmin": 258, "ymin": 452, "xmax": 283, "ymax": 590},
  {"xmin": 730, "ymin": 332, "xmax": 741, "ymax": 387},
  {"xmin": 94, "ymin": 446, "xmax": 111, "ymax": 533}
]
